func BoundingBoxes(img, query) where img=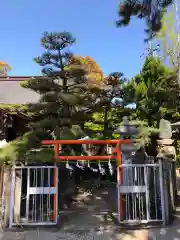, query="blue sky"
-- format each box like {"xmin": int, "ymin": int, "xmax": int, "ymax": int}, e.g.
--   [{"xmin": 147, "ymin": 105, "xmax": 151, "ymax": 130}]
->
[{"xmin": 1, "ymin": 0, "xmax": 147, "ymax": 79}]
